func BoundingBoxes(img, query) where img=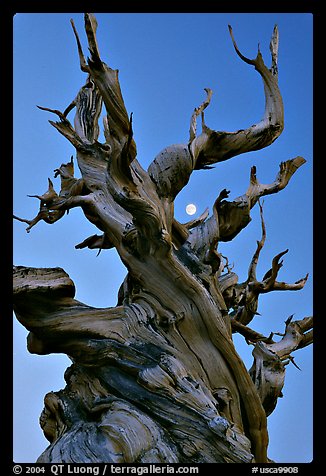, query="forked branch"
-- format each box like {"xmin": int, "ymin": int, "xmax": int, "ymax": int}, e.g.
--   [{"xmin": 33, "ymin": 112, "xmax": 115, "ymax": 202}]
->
[
  {"xmin": 13, "ymin": 156, "xmax": 90, "ymax": 233},
  {"xmin": 221, "ymin": 201, "xmax": 308, "ymax": 327},
  {"xmin": 187, "ymin": 157, "xmax": 305, "ymax": 278},
  {"xmin": 148, "ymin": 24, "xmax": 284, "ymax": 213},
  {"xmin": 249, "ymin": 315, "xmax": 313, "ymax": 416},
  {"xmin": 190, "ymin": 24, "xmax": 283, "ymax": 169}
]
